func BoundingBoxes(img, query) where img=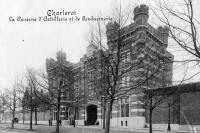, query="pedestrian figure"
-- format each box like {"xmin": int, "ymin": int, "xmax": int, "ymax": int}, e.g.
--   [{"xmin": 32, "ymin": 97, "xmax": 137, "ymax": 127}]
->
[
  {"xmin": 59, "ymin": 120, "xmax": 62, "ymax": 126},
  {"xmin": 84, "ymin": 120, "xmax": 86, "ymax": 126},
  {"xmin": 49, "ymin": 119, "xmax": 51, "ymax": 126},
  {"xmin": 72, "ymin": 119, "xmax": 75, "ymax": 127},
  {"xmin": 50, "ymin": 119, "xmax": 52, "ymax": 126}
]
